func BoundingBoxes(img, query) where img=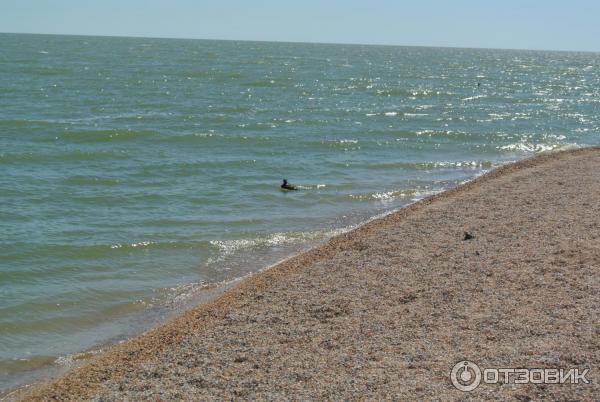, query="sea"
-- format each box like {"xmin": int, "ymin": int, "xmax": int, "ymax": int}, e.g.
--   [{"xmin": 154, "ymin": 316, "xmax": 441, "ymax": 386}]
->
[{"xmin": 1, "ymin": 33, "xmax": 599, "ymax": 391}]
